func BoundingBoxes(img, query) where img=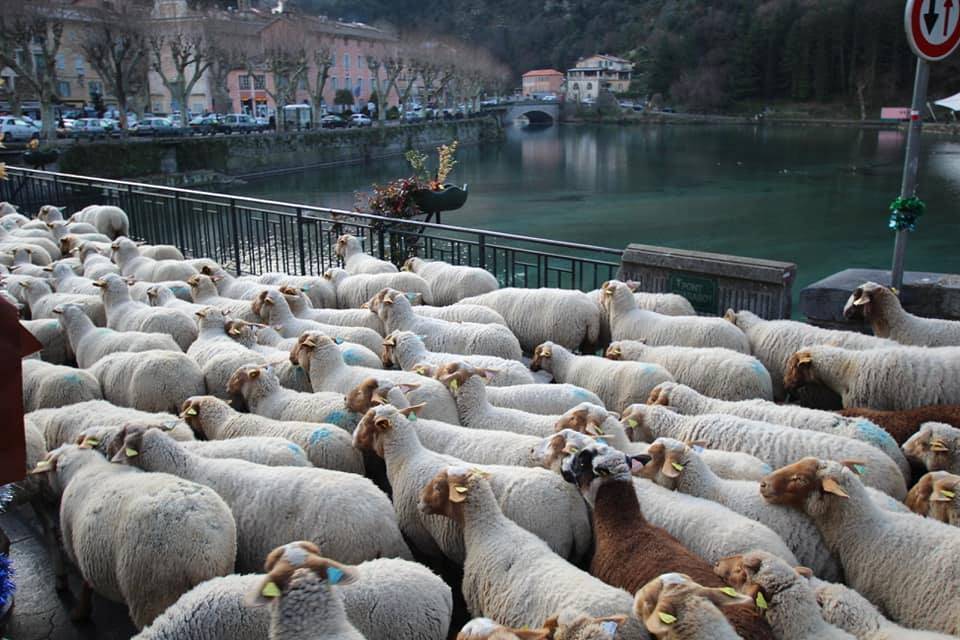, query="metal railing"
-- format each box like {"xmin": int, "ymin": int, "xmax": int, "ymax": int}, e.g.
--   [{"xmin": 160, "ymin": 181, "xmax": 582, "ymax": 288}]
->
[{"xmin": 1, "ymin": 167, "xmax": 622, "ymax": 291}]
